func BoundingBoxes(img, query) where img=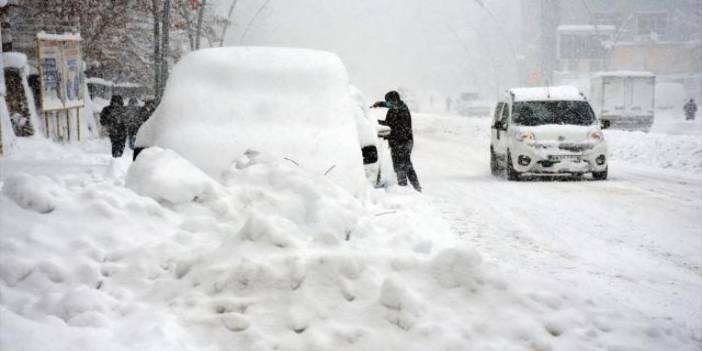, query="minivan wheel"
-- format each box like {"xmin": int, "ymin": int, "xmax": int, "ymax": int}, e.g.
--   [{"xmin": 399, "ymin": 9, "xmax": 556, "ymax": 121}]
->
[
  {"xmin": 490, "ymin": 147, "xmax": 500, "ymax": 176},
  {"xmin": 506, "ymin": 152, "xmax": 521, "ymax": 181},
  {"xmin": 592, "ymin": 167, "xmax": 608, "ymax": 181}
]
